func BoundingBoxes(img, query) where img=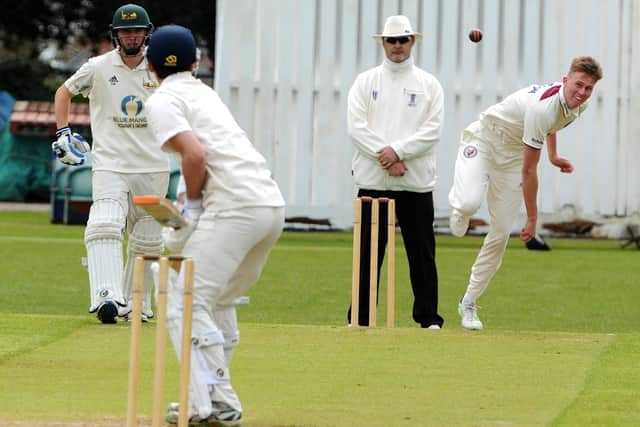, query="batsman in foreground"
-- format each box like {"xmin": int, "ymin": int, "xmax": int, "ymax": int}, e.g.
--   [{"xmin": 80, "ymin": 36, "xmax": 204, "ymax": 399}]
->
[
  {"xmin": 52, "ymin": 3, "xmax": 168, "ymax": 324},
  {"xmin": 145, "ymin": 25, "xmax": 285, "ymax": 425},
  {"xmin": 448, "ymin": 56, "xmax": 603, "ymax": 330}
]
